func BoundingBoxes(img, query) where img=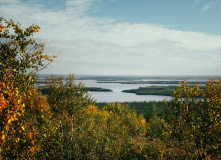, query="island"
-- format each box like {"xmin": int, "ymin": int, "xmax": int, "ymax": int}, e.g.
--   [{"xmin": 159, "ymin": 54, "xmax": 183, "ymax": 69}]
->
[
  {"xmin": 85, "ymin": 87, "xmax": 113, "ymax": 92},
  {"xmin": 122, "ymin": 86, "xmax": 176, "ymax": 96}
]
